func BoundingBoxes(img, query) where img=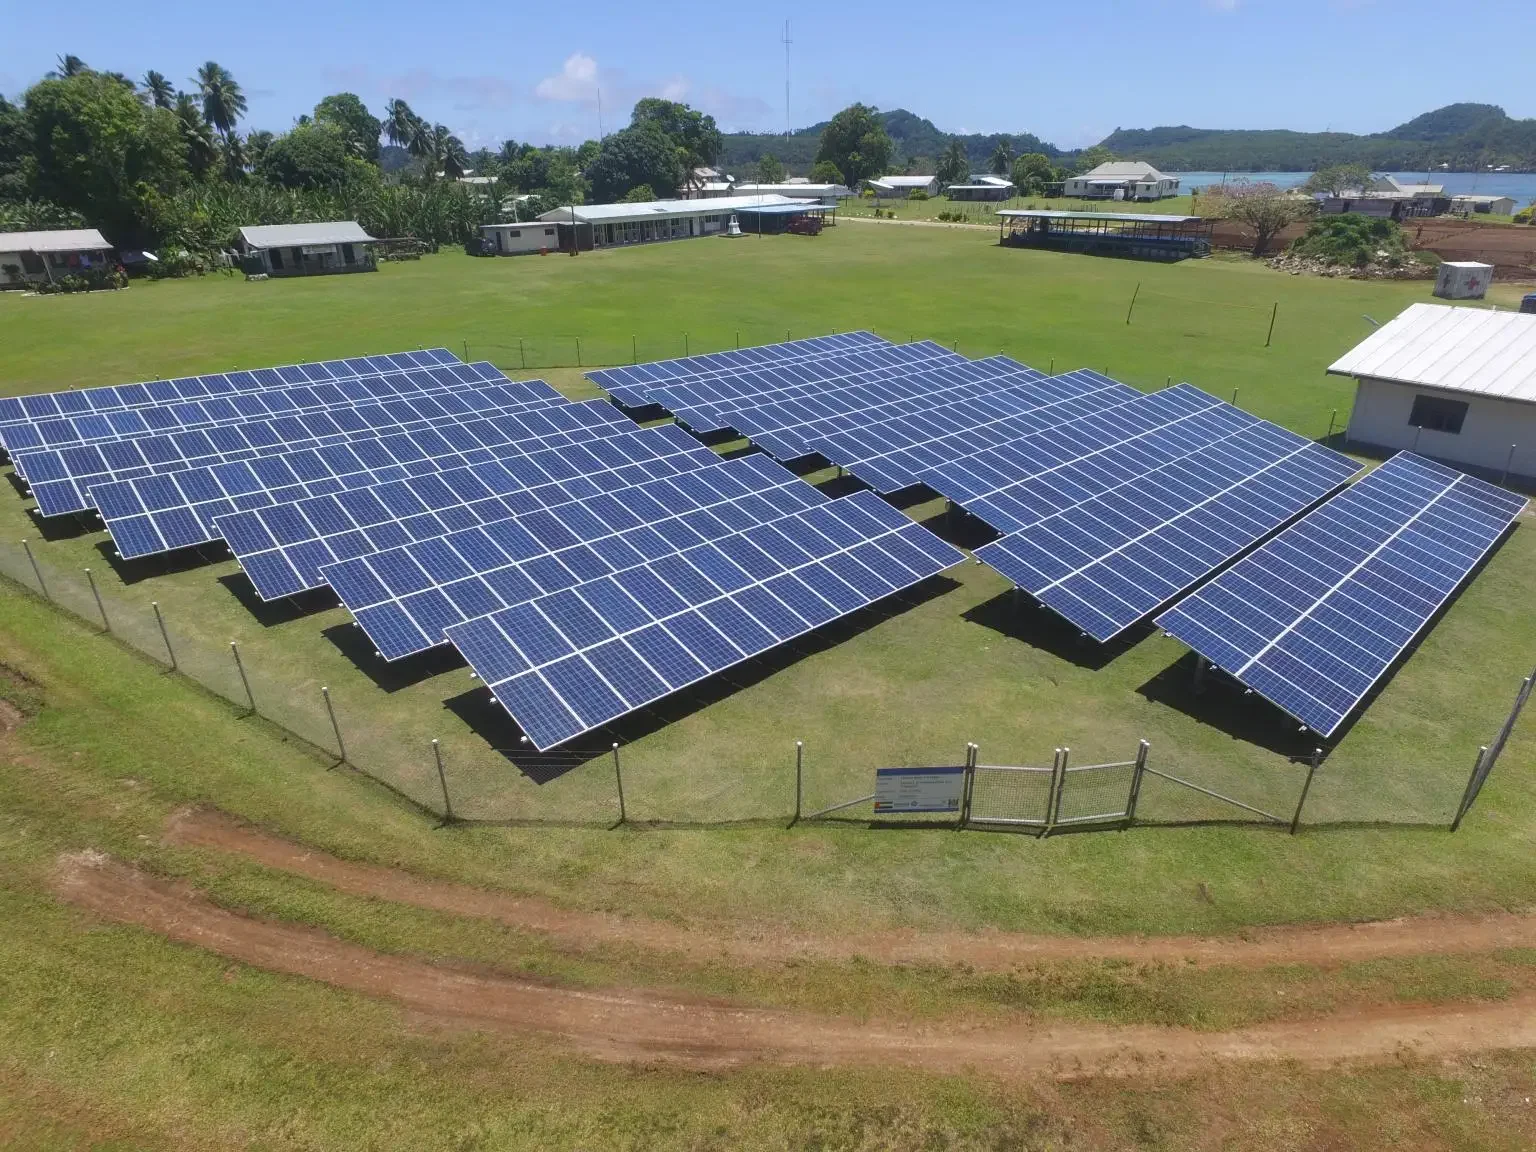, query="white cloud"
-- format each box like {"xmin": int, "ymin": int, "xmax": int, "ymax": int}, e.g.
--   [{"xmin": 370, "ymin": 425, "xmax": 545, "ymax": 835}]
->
[
  {"xmin": 660, "ymin": 76, "xmax": 689, "ymax": 102},
  {"xmin": 1204, "ymin": 0, "xmax": 1239, "ymax": 9},
  {"xmin": 535, "ymin": 53, "xmax": 599, "ymax": 104}
]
